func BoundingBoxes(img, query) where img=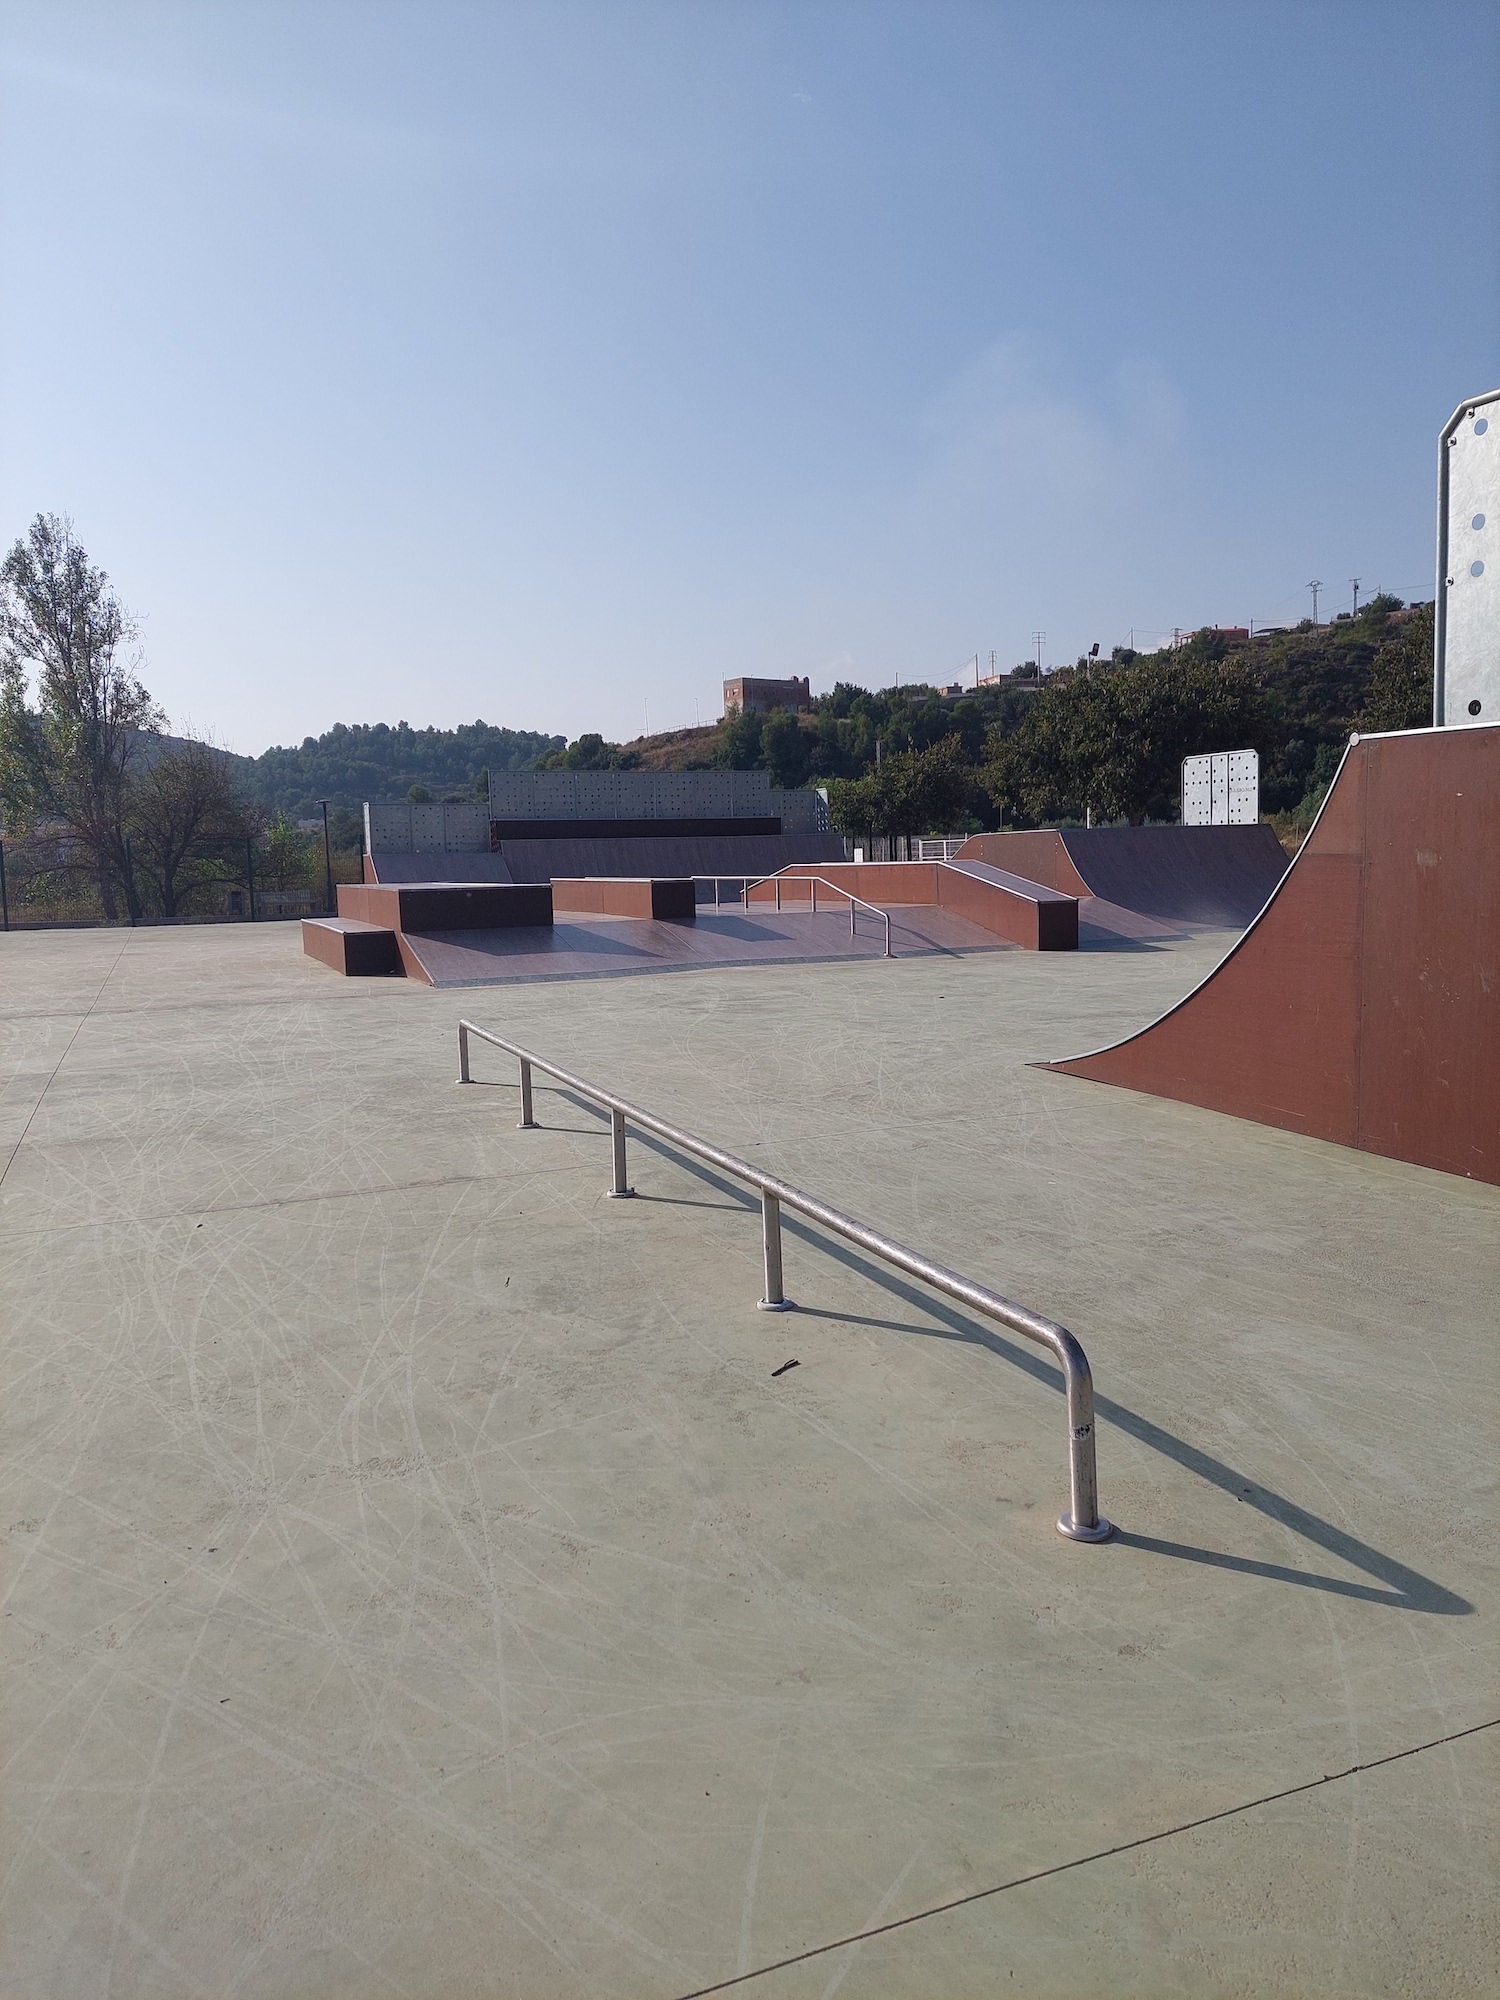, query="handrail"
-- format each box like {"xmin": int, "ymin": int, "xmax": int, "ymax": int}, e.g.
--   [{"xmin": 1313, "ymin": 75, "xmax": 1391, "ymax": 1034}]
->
[
  {"xmin": 457, "ymin": 1022, "xmax": 1110, "ymax": 1542},
  {"xmin": 692, "ymin": 873, "xmax": 893, "ymax": 958}
]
